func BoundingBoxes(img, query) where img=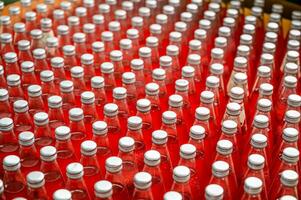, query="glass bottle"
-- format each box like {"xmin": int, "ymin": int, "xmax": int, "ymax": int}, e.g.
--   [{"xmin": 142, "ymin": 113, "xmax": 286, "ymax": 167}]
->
[
  {"xmin": 92, "ymin": 121, "xmax": 112, "ymax": 174},
  {"xmin": 46, "ymin": 36, "xmax": 62, "ymax": 61},
  {"xmin": 1, "ymin": 34, "xmax": 15, "ymax": 56},
  {"xmin": 275, "ymin": 128, "xmax": 299, "ymax": 159},
  {"xmin": 24, "ymin": 11, "xmax": 37, "ymax": 33},
  {"xmin": 81, "ymin": 53, "xmax": 96, "ymax": 84},
  {"xmin": 109, "ymin": 50, "xmax": 124, "ymax": 84},
  {"xmin": 243, "ymin": 154, "xmax": 268, "ymax": 199},
  {"xmin": 54, "ymin": 126, "xmax": 77, "ymax": 175},
  {"xmin": 104, "ymin": 103, "xmax": 121, "ymax": 152},
  {"xmin": 69, "ymin": 108, "xmax": 87, "ymax": 153},
  {"xmin": 26, "ymin": 171, "xmax": 49, "ymax": 199},
  {"xmin": 13, "ymin": 100, "xmax": 33, "ymax": 135},
  {"xmin": 126, "ymin": 28, "xmax": 141, "ymax": 51},
  {"xmin": 94, "ymin": 180, "xmax": 113, "ymax": 200},
  {"xmin": 83, "ymin": 24, "xmax": 96, "ymax": 50},
  {"xmin": 273, "ymin": 170, "xmax": 299, "ymax": 199},
  {"xmin": 117, "ymin": 136, "xmax": 138, "ymax": 194},
  {"xmin": 92, "ymin": 41, "xmax": 105, "ymax": 71},
  {"xmin": 0, "ymin": 16, "xmax": 13, "ymax": 34},
  {"xmin": 136, "ymin": 98, "xmax": 153, "ymax": 131},
  {"xmin": 57, "ymin": 25, "xmax": 72, "ymax": 48},
  {"xmin": 112, "ymin": 88, "xmax": 129, "ymax": 122},
  {"xmin": 41, "ymin": 18, "xmax": 55, "ymax": 44},
  {"xmin": 40, "ymin": 146, "xmax": 65, "ymax": 196},
  {"xmin": 169, "ymin": 94, "xmax": 188, "ymax": 144},
  {"xmin": 91, "ymin": 76, "xmax": 107, "ymax": 109},
  {"xmin": 98, "ymin": 3, "xmax": 110, "ymax": 26},
  {"xmin": 188, "ymin": 125, "xmax": 209, "ymax": 175},
  {"xmin": 18, "ymin": 40, "xmax": 33, "ymax": 63},
  {"xmin": 209, "ymin": 161, "xmax": 235, "ymax": 199},
  {"xmin": 175, "ymin": 79, "xmax": 190, "ymax": 111},
  {"xmin": 132, "ymin": 172, "xmax": 154, "ymax": 200},
  {"xmin": 146, "ymin": 36, "xmax": 160, "ymax": 67},
  {"xmin": 271, "ymin": 147, "xmax": 300, "ymax": 185},
  {"xmin": 131, "ymin": 59, "xmax": 145, "ymax": 98},
  {"xmin": 240, "ymin": 176, "xmax": 263, "ymax": 200},
  {"xmin": 40, "ymin": 70, "xmax": 59, "ymax": 102},
  {"xmin": 115, "ymin": 9, "xmax": 127, "ymax": 35},
  {"xmin": 63, "ymin": 45, "xmax": 78, "ymax": 73},
  {"xmin": 178, "ymin": 144, "xmax": 202, "ymax": 200},
  {"xmin": 30, "ymin": 29, "xmax": 44, "ymax": 50},
  {"xmin": 175, "ymin": 22, "xmax": 188, "ymax": 46},
  {"xmin": 80, "ymin": 140, "xmax": 101, "ymax": 196},
  {"xmin": 53, "ymin": 189, "xmax": 72, "ymax": 200},
  {"xmin": 171, "ymin": 166, "xmax": 193, "ymax": 200},
  {"xmin": 277, "ymin": 109, "xmax": 299, "ymax": 141},
  {"xmin": 34, "ymin": 112, "xmax": 53, "ymax": 148},
  {"xmin": 219, "ymin": 120, "xmax": 240, "ymax": 171},
  {"xmin": 4, "ymin": 52, "xmax": 21, "ymax": 75},
  {"xmin": 60, "ymin": 80, "xmax": 76, "ymax": 112},
  {"xmin": 81, "ymin": 91, "xmax": 98, "ymax": 125},
  {"xmin": 161, "ymin": 111, "xmax": 180, "ymax": 166},
  {"xmin": 73, "ymin": 33, "xmax": 87, "ymax": 60},
  {"xmin": 194, "ymin": 107, "xmax": 216, "ymax": 149},
  {"xmin": 36, "ymin": 3, "xmax": 48, "ymax": 22},
  {"xmin": 138, "ymin": 7, "xmax": 151, "ymax": 29},
  {"xmin": 145, "ymin": 83, "xmax": 162, "ymax": 129},
  {"xmin": 108, "ymin": 21, "xmax": 121, "ymax": 48},
  {"xmin": 253, "ymin": 99, "xmax": 273, "ymax": 132},
  {"xmin": 200, "ymin": 90, "xmax": 218, "ymax": 128},
  {"xmin": 93, "ymin": 15, "xmax": 105, "ymax": 41},
  {"xmin": 139, "ymin": 47, "xmax": 153, "ymax": 79},
  {"xmin": 205, "ymin": 184, "xmax": 224, "ymax": 200},
  {"xmin": 187, "ymin": 52, "xmax": 202, "ymax": 83},
  {"xmin": 13, "ymin": 23, "xmax": 27, "ymax": 45},
  {"xmin": 65, "ymin": 162, "xmax": 90, "ymax": 199},
  {"xmin": 129, "ymin": 16, "xmax": 146, "ymax": 44},
  {"xmin": 48, "ymin": 96, "xmax": 66, "ymax": 131},
  {"xmin": 215, "ymin": 139, "xmax": 238, "ymax": 187},
  {"xmin": 105, "ymin": 156, "xmax": 130, "ymax": 200},
  {"xmin": 126, "ymin": 116, "xmax": 145, "ymax": 169},
  {"xmin": 206, "ymin": 63, "xmax": 227, "ymax": 99},
  {"xmin": 166, "ymin": 45, "xmax": 180, "ymax": 80},
  {"xmin": 164, "ymin": 191, "xmax": 183, "ymax": 200},
  {"xmin": 27, "ymin": 85, "xmax": 45, "ymax": 116},
  {"xmin": 152, "ymin": 69, "xmax": 167, "ymax": 102},
  {"xmin": 70, "ymin": 66, "xmax": 86, "ymax": 98},
  {"xmin": 18, "ymin": 131, "xmax": 40, "ymax": 174},
  {"xmin": 0, "ymin": 89, "xmax": 13, "ymax": 118},
  {"xmin": 101, "ymin": 31, "xmax": 114, "ymax": 60},
  {"xmin": 227, "ymin": 56, "xmax": 248, "ymax": 93},
  {"xmin": 151, "ymin": 130, "xmax": 173, "ymax": 189},
  {"xmin": 182, "ymin": 66, "xmax": 196, "ymax": 97},
  {"xmin": 143, "ymin": 150, "xmax": 166, "ymax": 200},
  {"xmin": 3, "ymin": 155, "xmax": 27, "ymax": 199},
  {"xmin": 53, "ymin": 9, "xmax": 66, "ymax": 31},
  {"xmin": 122, "ymin": 72, "xmax": 138, "ymax": 113},
  {"xmin": 158, "ymin": 56, "xmax": 172, "ymax": 87},
  {"xmin": 243, "ymin": 134, "xmax": 270, "ymax": 177},
  {"xmin": 33, "ymin": 48, "xmax": 50, "ymax": 73},
  {"xmin": 20, "ymin": 61, "xmax": 38, "ymax": 90},
  {"xmin": 67, "ymin": 16, "xmax": 80, "ymax": 36},
  {"xmin": 228, "ymin": 87, "xmax": 247, "ymax": 131},
  {"xmin": 276, "ymin": 76, "xmax": 298, "ymax": 121},
  {"xmin": 101, "ymin": 62, "xmax": 116, "ymax": 96},
  {"xmin": 169, "ymin": 32, "xmax": 182, "ymax": 54},
  {"xmin": 0, "ymin": 117, "xmax": 19, "ymax": 154},
  {"xmin": 50, "ymin": 57, "xmax": 66, "ymax": 85},
  {"xmin": 223, "ymin": 102, "xmax": 244, "ymax": 142}
]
